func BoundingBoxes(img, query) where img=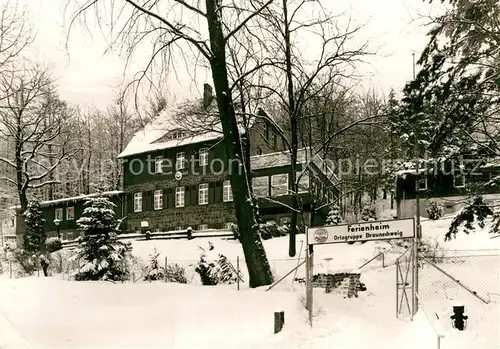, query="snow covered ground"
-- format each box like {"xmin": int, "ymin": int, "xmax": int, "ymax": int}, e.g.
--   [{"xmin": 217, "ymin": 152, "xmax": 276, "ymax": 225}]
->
[{"xmin": 1, "ymin": 217, "xmax": 499, "ymax": 349}]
